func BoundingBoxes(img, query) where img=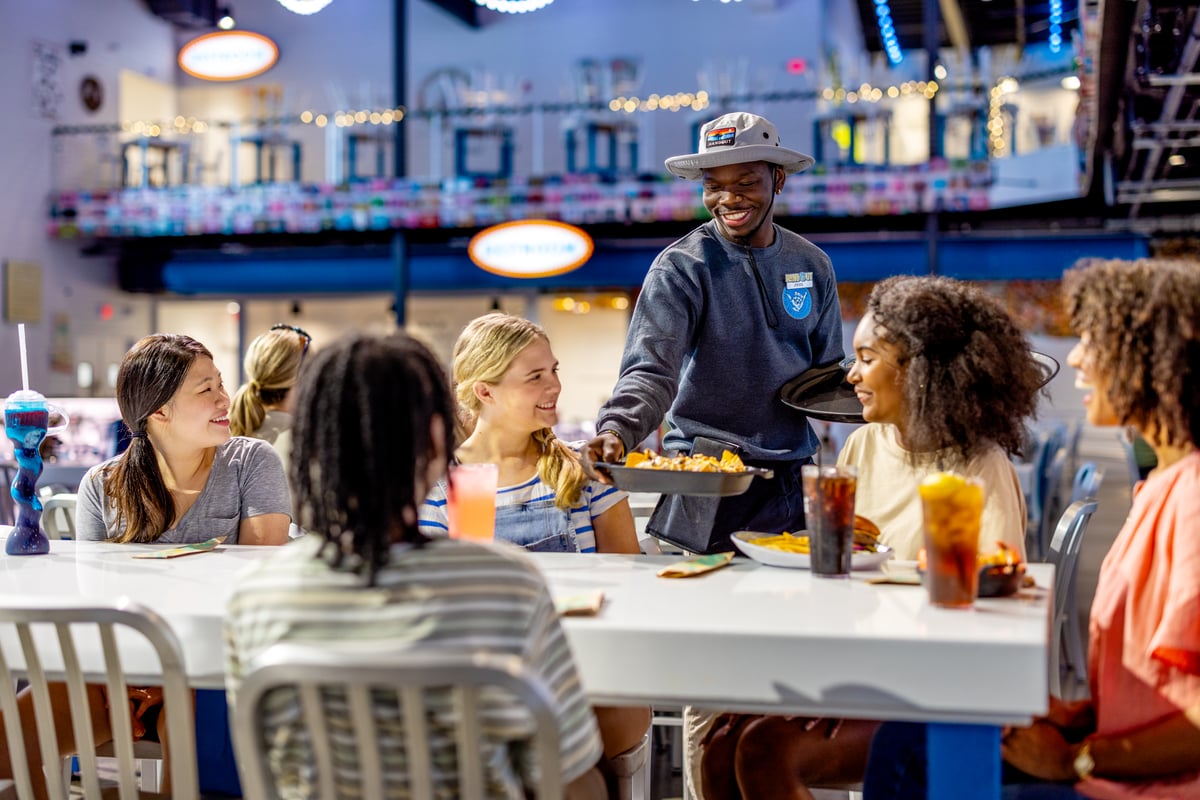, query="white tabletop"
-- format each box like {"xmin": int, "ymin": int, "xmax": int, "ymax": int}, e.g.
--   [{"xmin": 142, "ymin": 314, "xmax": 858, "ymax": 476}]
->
[{"xmin": 0, "ymin": 540, "xmax": 1052, "ymax": 727}]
